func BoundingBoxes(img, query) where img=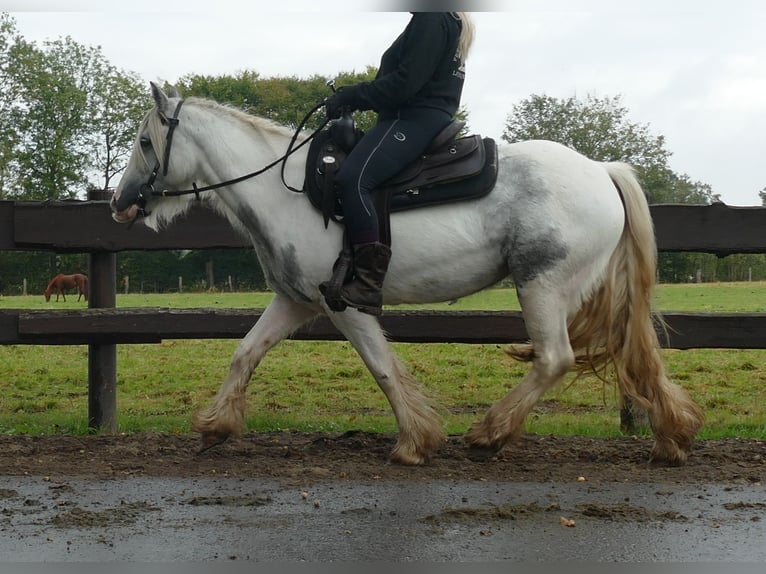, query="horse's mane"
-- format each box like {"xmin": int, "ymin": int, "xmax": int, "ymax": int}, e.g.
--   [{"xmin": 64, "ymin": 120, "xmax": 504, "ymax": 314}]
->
[
  {"xmin": 44, "ymin": 275, "xmax": 58, "ymax": 293},
  {"xmin": 188, "ymin": 97, "xmax": 293, "ymax": 138},
  {"xmin": 136, "ymin": 96, "xmax": 297, "ymax": 173}
]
